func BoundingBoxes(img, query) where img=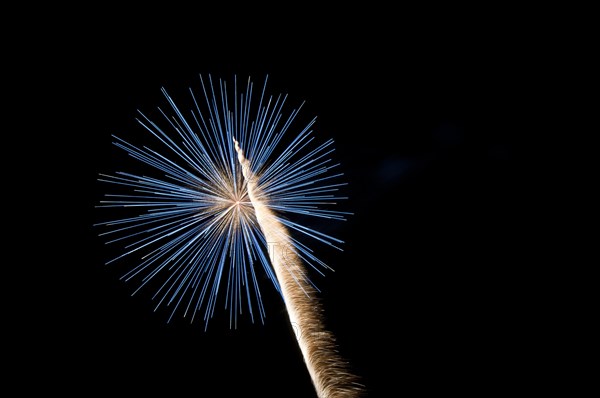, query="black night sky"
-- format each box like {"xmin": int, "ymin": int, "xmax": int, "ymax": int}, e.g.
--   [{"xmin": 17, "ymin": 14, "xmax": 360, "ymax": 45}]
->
[{"xmin": 38, "ymin": 13, "xmax": 527, "ymax": 397}]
